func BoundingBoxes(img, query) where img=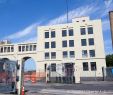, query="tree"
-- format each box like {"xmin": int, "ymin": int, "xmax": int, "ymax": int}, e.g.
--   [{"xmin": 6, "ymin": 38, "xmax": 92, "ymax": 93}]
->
[{"xmin": 106, "ymin": 54, "xmax": 113, "ymax": 67}]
